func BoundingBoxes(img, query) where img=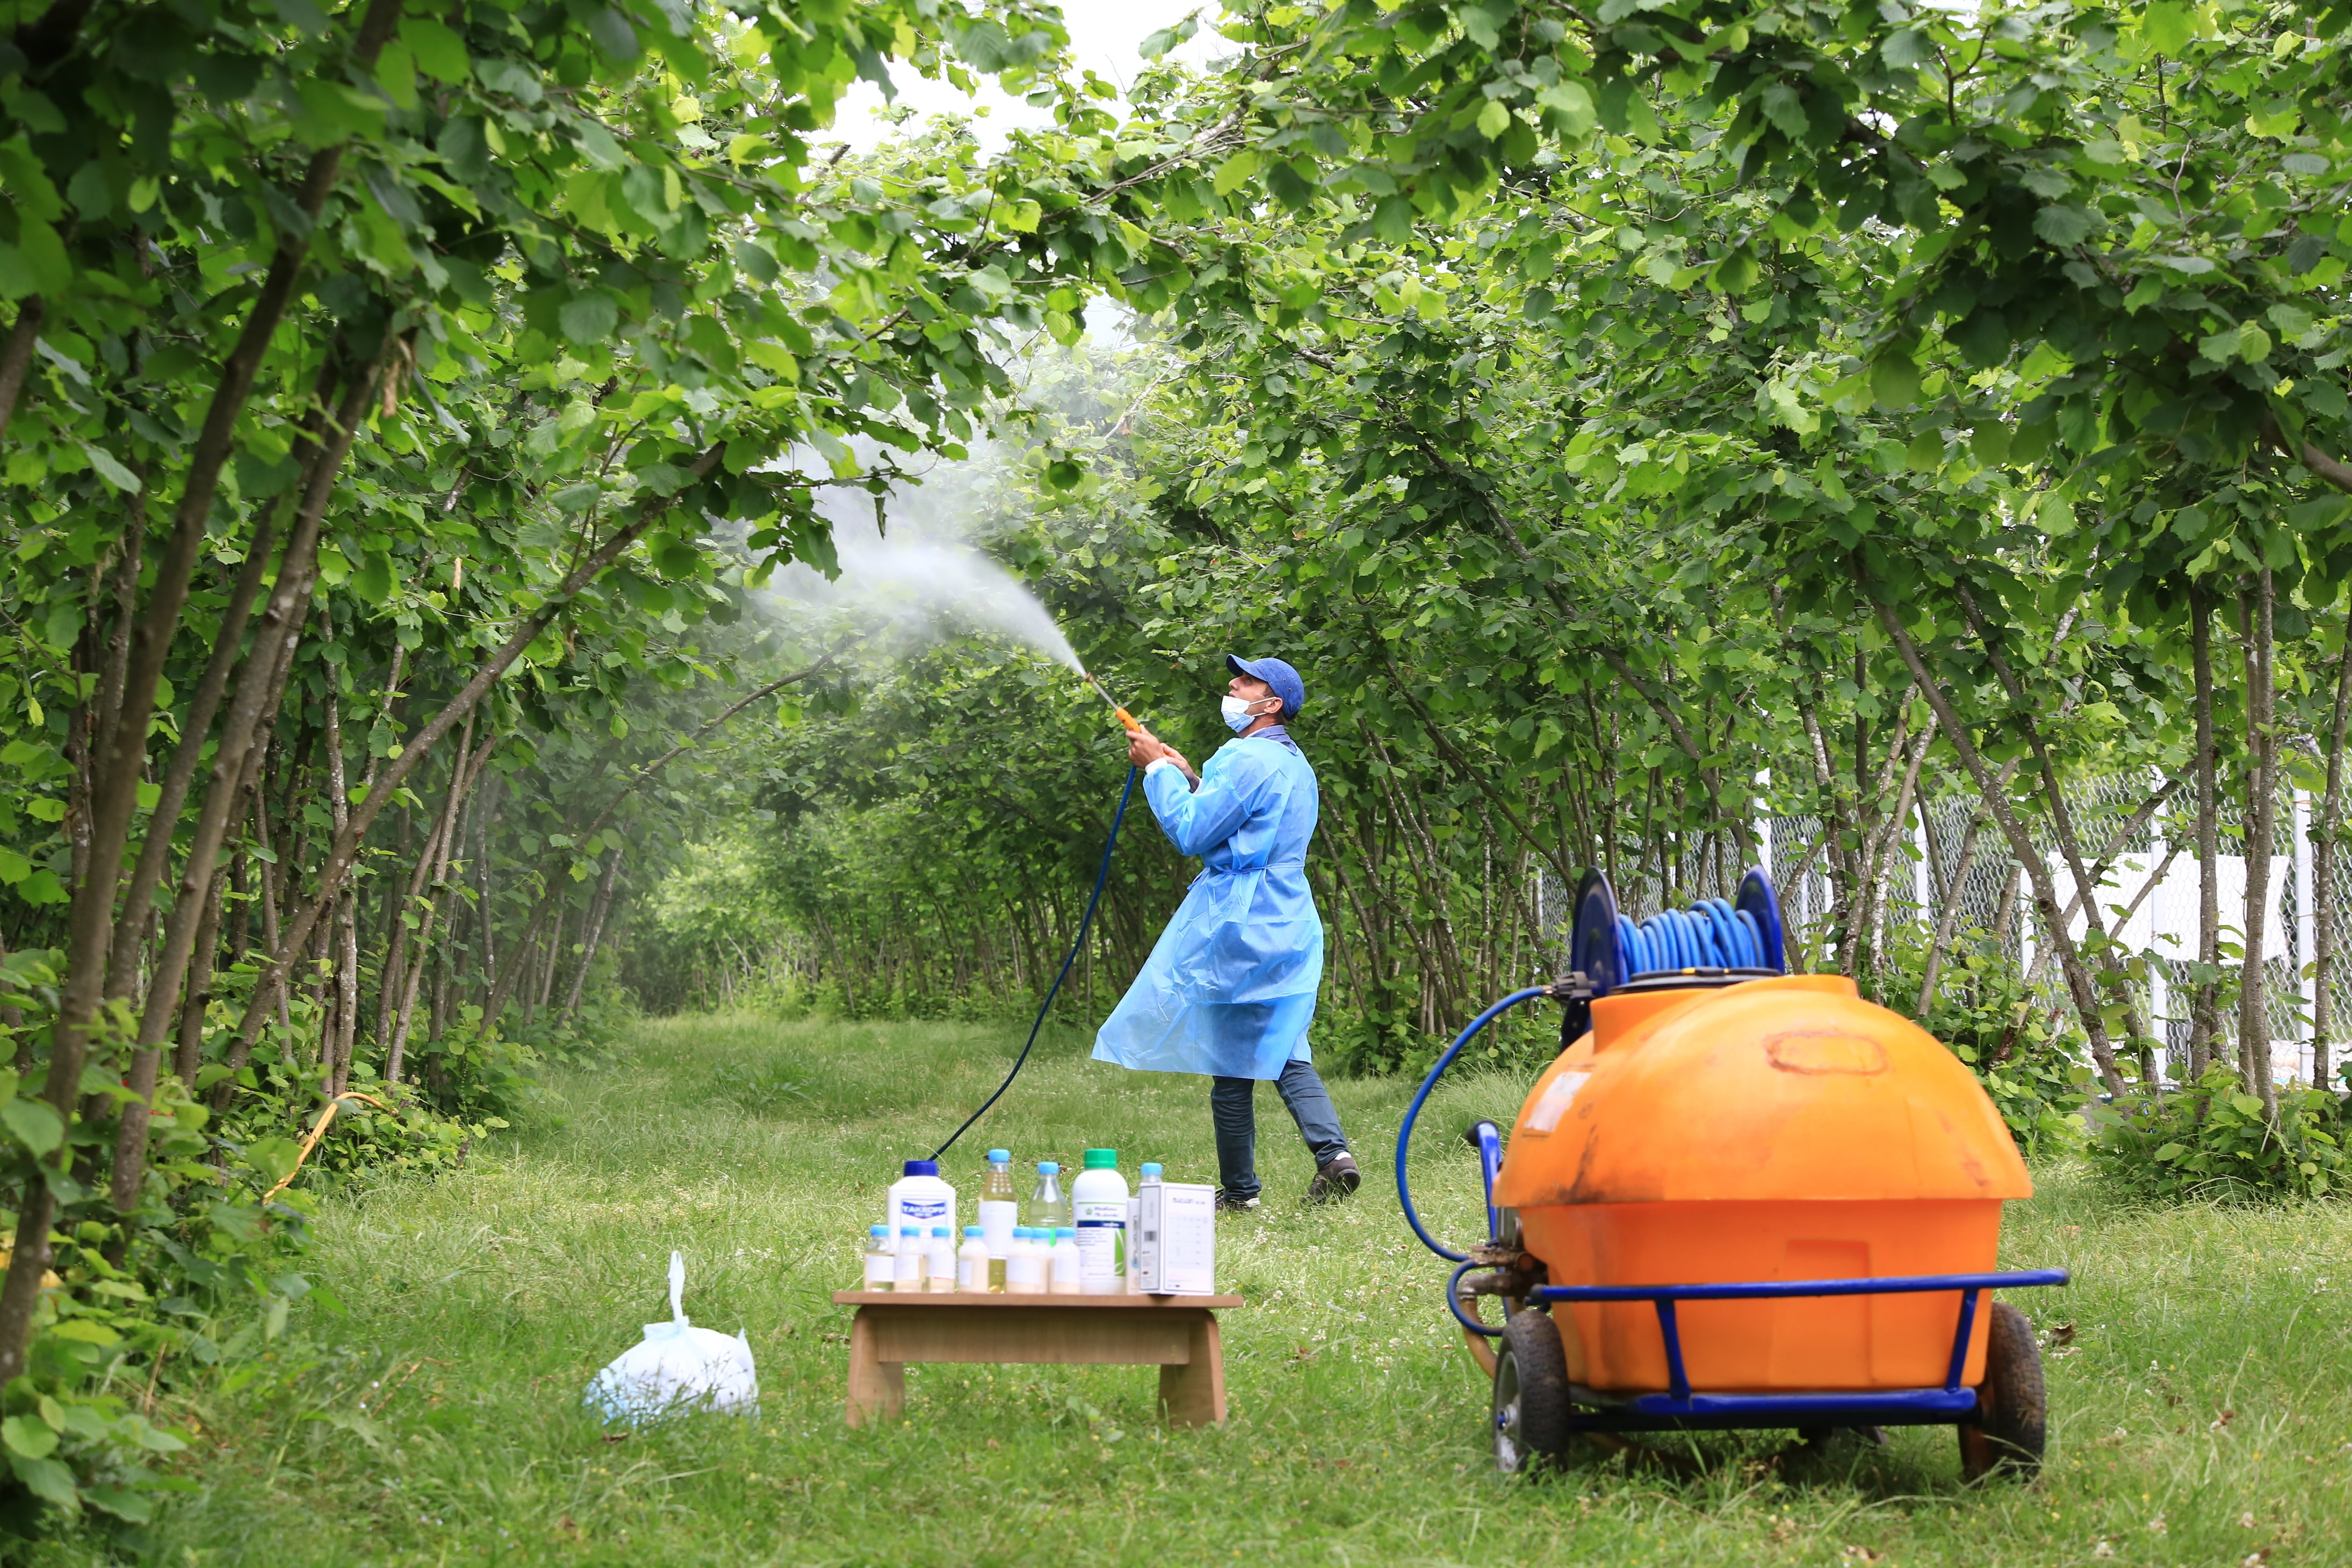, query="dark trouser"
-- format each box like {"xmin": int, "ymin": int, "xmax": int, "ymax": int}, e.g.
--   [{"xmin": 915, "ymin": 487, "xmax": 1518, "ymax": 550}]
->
[{"xmin": 1211, "ymin": 1058, "xmax": 1348, "ymax": 1202}]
